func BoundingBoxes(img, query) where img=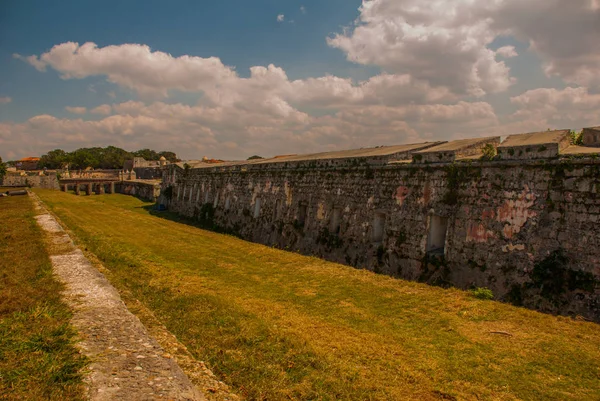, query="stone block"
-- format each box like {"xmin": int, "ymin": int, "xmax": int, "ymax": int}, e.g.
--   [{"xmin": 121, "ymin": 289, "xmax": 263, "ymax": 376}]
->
[
  {"xmin": 413, "ymin": 137, "xmax": 501, "ymax": 163},
  {"xmin": 497, "ymin": 129, "xmax": 570, "ymax": 160},
  {"xmin": 582, "ymin": 127, "xmax": 600, "ymax": 147}
]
